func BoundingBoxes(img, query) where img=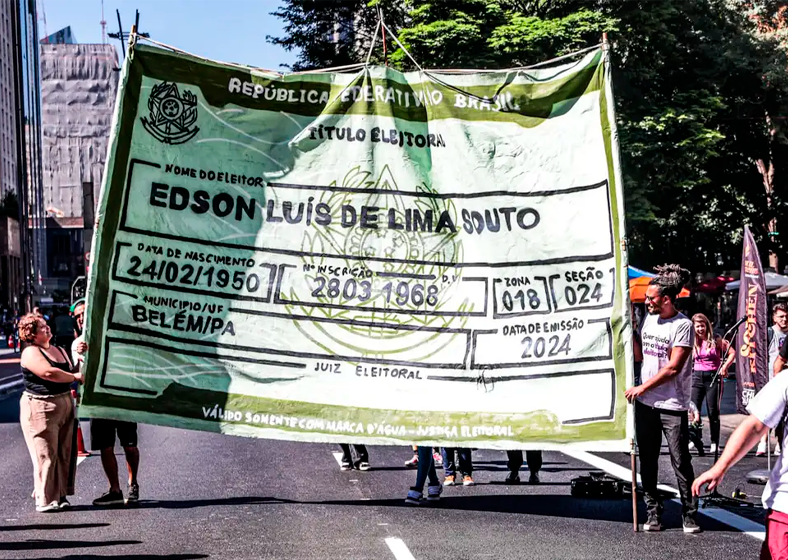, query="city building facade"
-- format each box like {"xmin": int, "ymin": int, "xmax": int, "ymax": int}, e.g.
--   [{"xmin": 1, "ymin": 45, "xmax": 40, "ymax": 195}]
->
[{"xmin": 39, "ymin": 41, "xmax": 118, "ymax": 301}]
